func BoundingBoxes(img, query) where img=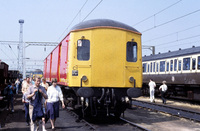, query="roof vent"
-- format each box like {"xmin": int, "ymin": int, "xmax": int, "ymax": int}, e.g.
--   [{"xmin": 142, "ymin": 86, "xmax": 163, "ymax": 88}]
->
[
  {"xmin": 179, "ymin": 48, "xmax": 181, "ymax": 50},
  {"xmin": 168, "ymin": 50, "xmax": 171, "ymax": 52},
  {"xmin": 192, "ymin": 45, "xmax": 195, "ymax": 48},
  {"xmin": 158, "ymin": 52, "xmax": 161, "ymax": 54}
]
